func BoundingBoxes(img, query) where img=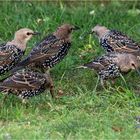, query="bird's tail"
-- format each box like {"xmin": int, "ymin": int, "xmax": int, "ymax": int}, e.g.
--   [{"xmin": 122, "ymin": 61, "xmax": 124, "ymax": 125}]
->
[
  {"xmin": 0, "ymin": 82, "xmax": 6, "ymax": 92},
  {"xmin": 0, "ymin": 86, "xmax": 4, "ymax": 92},
  {"xmin": 0, "ymin": 85, "xmax": 9, "ymax": 95},
  {"xmin": 11, "ymin": 58, "xmax": 30, "ymax": 73},
  {"xmin": 83, "ymin": 62, "xmax": 95, "ymax": 69},
  {"xmin": 76, "ymin": 62, "xmax": 94, "ymax": 69},
  {"xmin": 76, "ymin": 62, "xmax": 101, "ymax": 72}
]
